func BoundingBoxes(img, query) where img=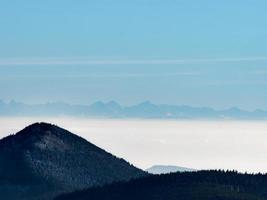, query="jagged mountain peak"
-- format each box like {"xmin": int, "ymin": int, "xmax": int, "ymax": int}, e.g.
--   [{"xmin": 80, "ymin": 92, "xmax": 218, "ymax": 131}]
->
[{"xmin": 106, "ymin": 100, "xmax": 121, "ymax": 108}]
